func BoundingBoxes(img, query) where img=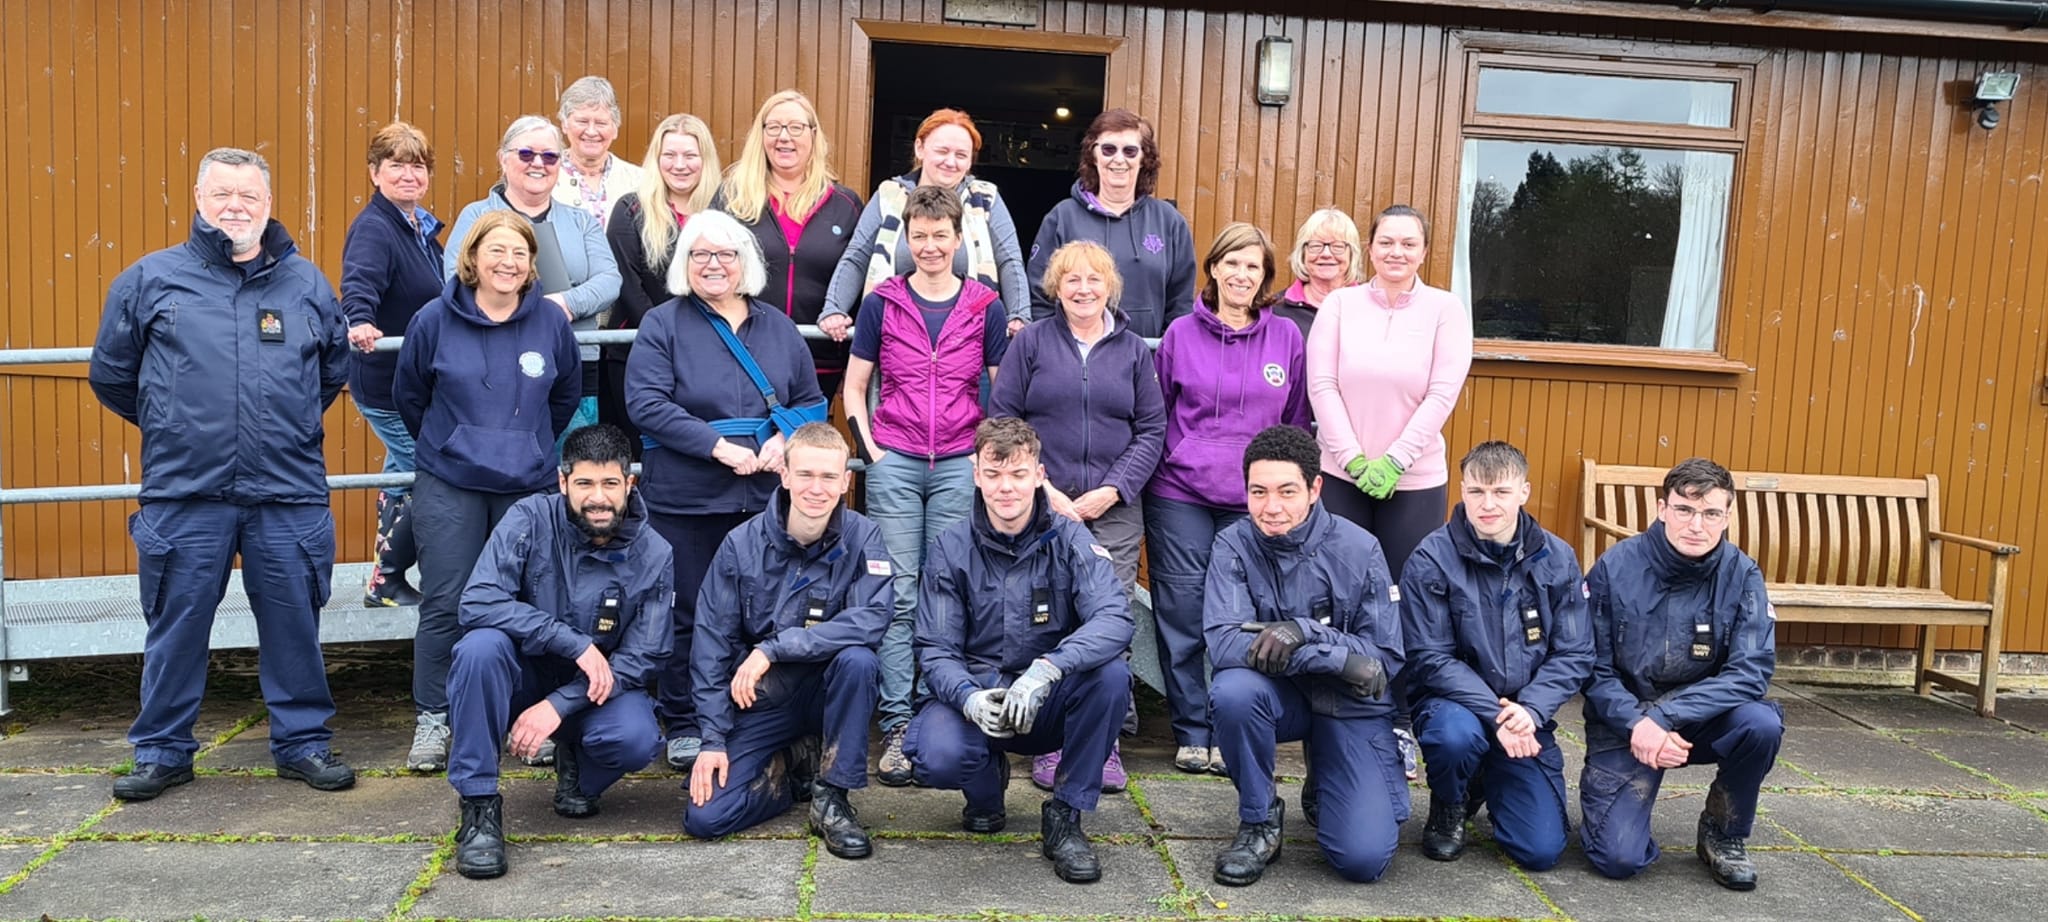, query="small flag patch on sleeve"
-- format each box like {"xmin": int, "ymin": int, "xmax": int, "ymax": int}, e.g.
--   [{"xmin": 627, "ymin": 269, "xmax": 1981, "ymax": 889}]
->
[
  {"xmin": 867, "ymin": 559, "xmax": 892, "ymax": 577},
  {"xmin": 1090, "ymin": 543, "xmax": 1114, "ymax": 561}
]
